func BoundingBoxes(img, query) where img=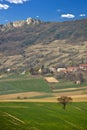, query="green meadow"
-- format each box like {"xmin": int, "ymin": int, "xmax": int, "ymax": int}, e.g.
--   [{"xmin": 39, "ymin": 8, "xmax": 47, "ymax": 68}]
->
[
  {"xmin": 0, "ymin": 76, "xmax": 87, "ymax": 130},
  {"xmin": 0, "ymin": 76, "xmax": 87, "ymax": 95},
  {"xmin": 0, "ymin": 78, "xmax": 51, "ymax": 95},
  {"xmin": 0, "ymin": 102, "xmax": 87, "ymax": 130}
]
